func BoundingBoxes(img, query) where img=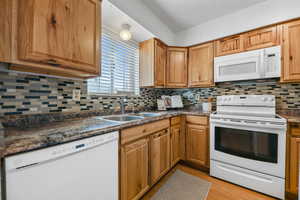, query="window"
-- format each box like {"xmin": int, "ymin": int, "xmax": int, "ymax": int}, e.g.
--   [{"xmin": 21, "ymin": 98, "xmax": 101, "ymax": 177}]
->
[{"xmin": 88, "ymin": 27, "xmax": 139, "ymax": 95}]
